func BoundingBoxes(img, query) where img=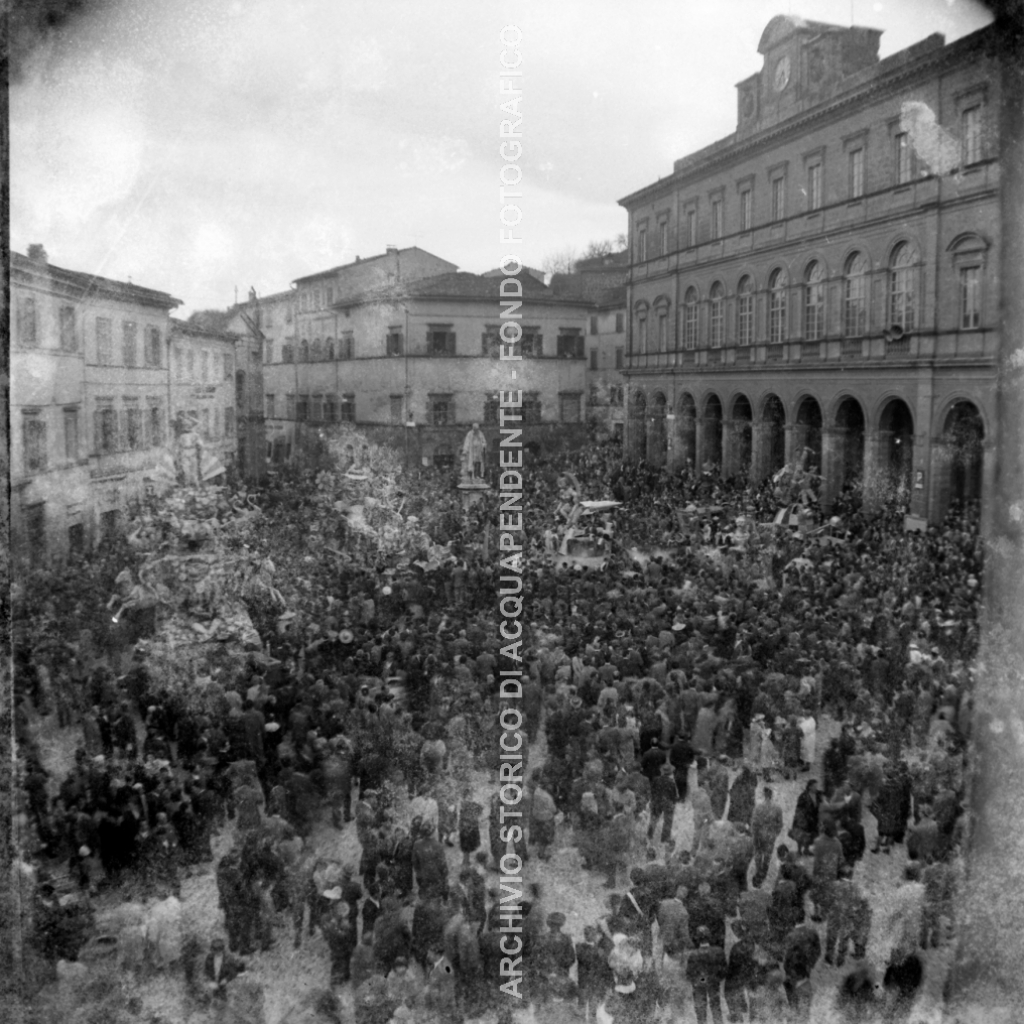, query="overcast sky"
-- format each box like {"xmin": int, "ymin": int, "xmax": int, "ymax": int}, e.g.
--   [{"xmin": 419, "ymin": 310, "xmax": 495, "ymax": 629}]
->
[{"xmin": 10, "ymin": 0, "xmax": 994, "ymax": 315}]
